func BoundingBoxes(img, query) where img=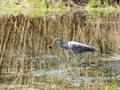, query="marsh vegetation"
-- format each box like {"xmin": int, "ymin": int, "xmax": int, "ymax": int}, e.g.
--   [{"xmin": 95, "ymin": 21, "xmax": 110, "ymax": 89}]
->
[
  {"xmin": 0, "ymin": 11, "xmax": 120, "ymax": 90},
  {"xmin": 0, "ymin": 0, "xmax": 120, "ymax": 90}
]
